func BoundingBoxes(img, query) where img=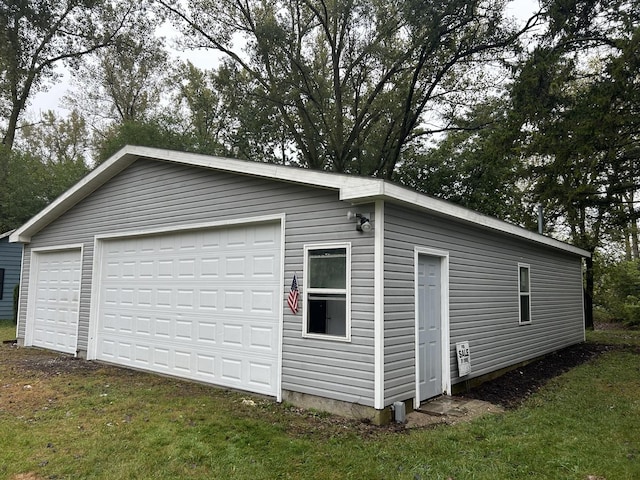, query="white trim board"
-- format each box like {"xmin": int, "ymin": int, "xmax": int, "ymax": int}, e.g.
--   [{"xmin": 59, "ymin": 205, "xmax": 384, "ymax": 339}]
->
[
  {"xmin": 413, "ymin": 247, "xmax": 451, "ymax": 408},
  {"xmin": 9, "ymin": 145, "xmax": 590, "ymax": 259},
  {"xmin": 373, "ymin": 200, "xmax": 384, "ymax": 409}
]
